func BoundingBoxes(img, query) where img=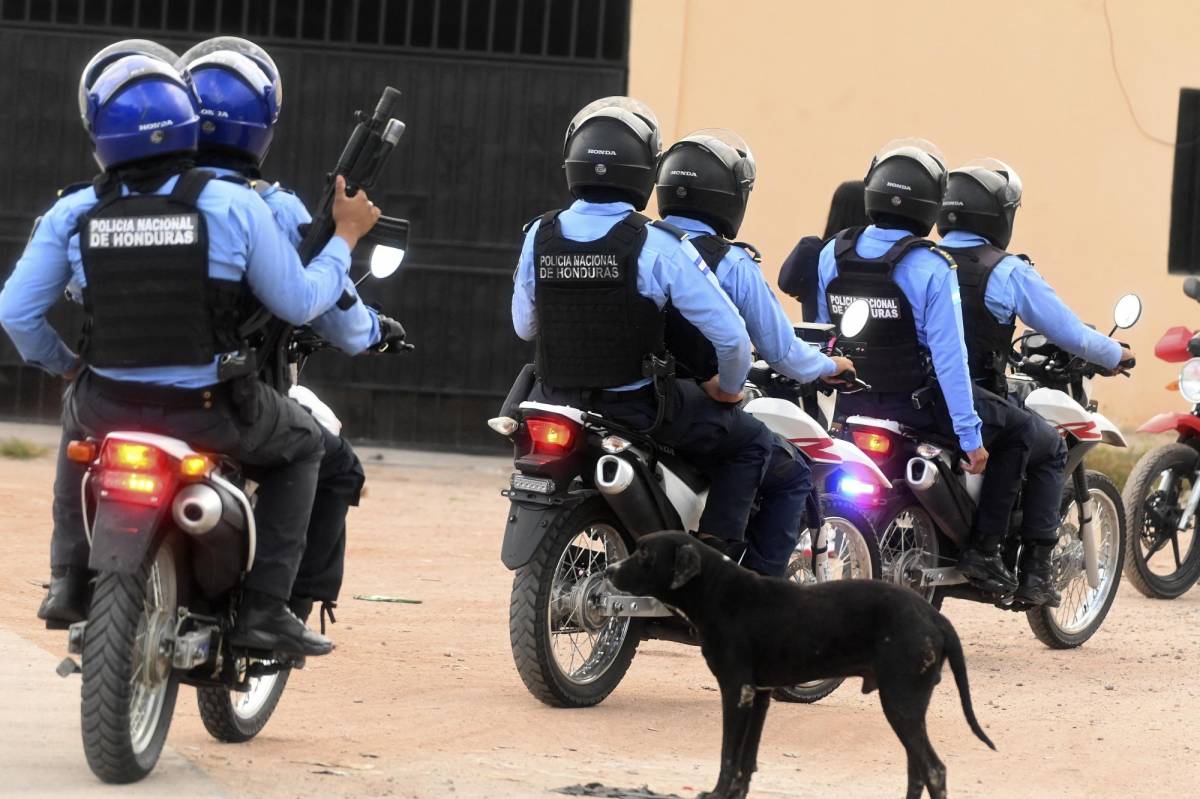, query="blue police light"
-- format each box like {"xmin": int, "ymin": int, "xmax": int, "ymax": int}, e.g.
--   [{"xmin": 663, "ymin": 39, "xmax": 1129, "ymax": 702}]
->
[{"xmin": 838, "ymin": 476, "xmax": 878, "ymax": 498}]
